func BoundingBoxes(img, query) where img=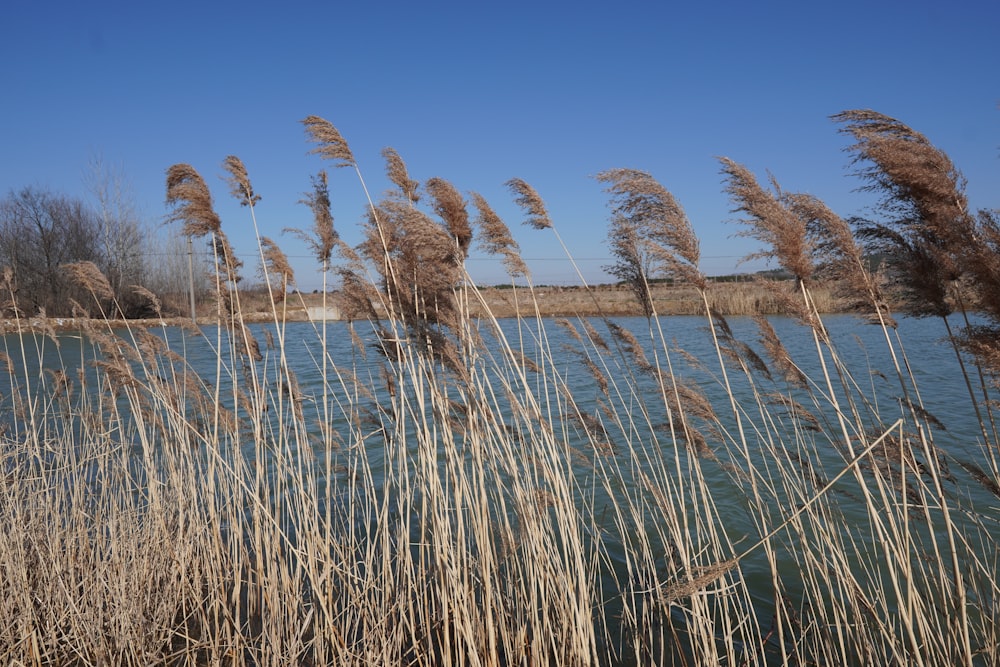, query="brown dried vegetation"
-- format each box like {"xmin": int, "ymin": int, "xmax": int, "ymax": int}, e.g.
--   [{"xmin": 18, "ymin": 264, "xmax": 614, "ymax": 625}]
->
[{"xmin": 2, "ymin": 109, "xmax": 999, "ymax": 667}]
